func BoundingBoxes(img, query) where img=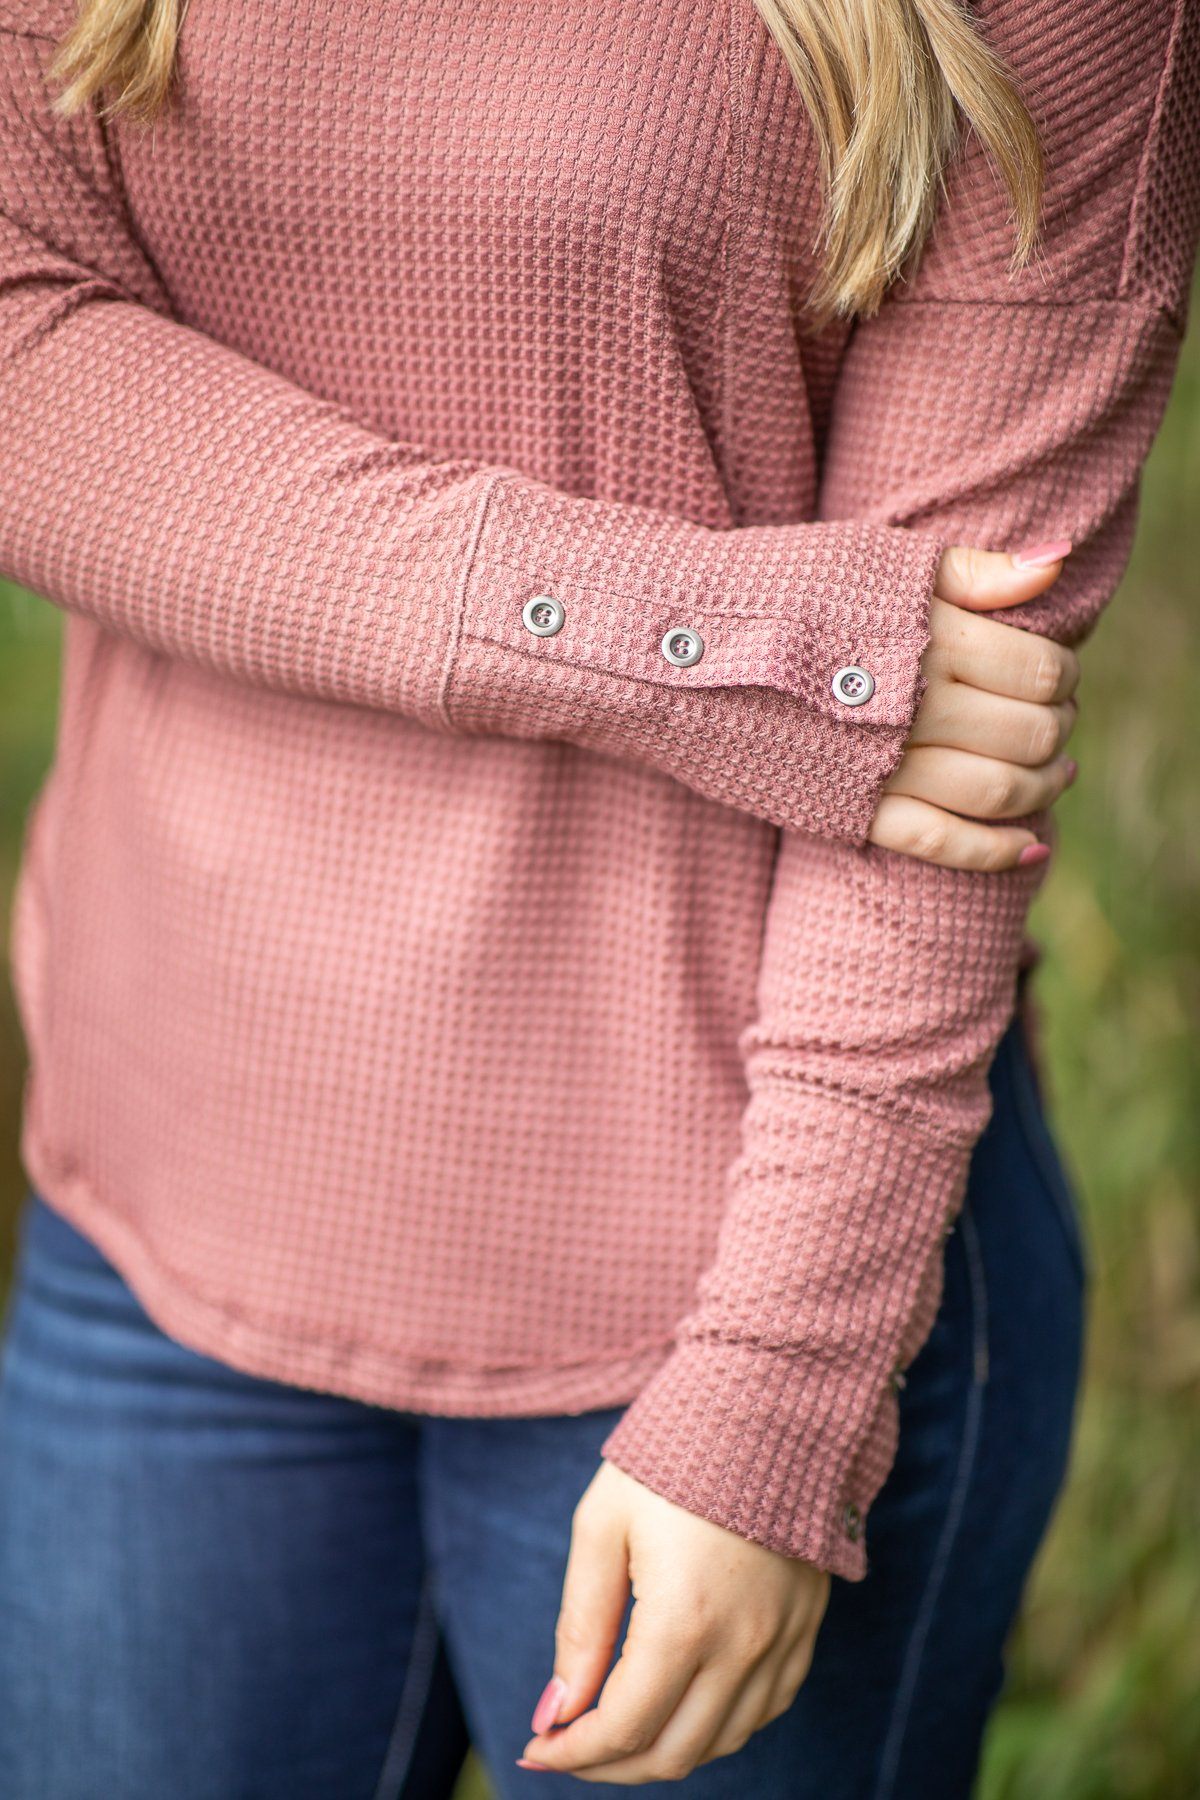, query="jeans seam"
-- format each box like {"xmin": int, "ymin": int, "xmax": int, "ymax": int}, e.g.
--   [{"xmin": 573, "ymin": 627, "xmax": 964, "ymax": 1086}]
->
[
  {"xmin": 371, "ymin": 1568, "xmax": 444, "ymax": 1800},
  {"xmin": 871, "ymin": 1203, "xmax": 990, "ymax": 1800}
]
